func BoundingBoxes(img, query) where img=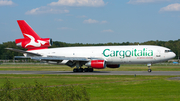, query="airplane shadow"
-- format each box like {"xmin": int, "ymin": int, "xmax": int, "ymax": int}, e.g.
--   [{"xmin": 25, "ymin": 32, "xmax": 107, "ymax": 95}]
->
[{"xmin": 55, "ymin": 71, "xmax": 110, "ymax": 74}]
